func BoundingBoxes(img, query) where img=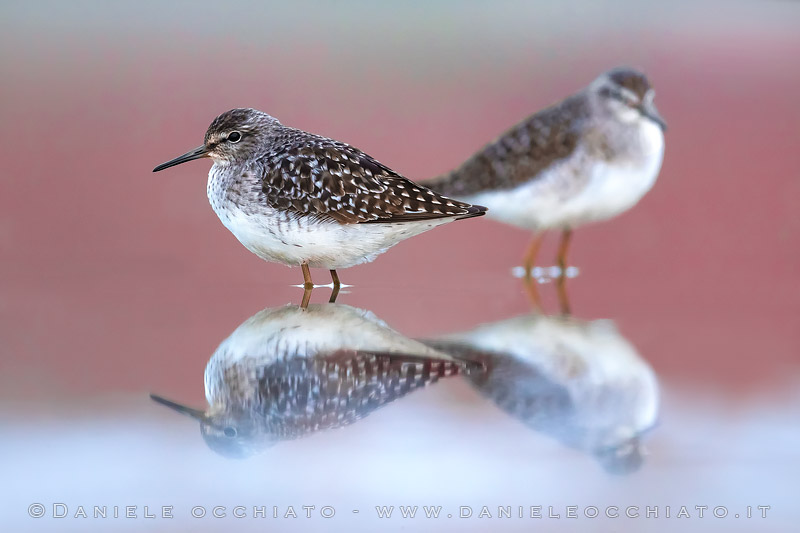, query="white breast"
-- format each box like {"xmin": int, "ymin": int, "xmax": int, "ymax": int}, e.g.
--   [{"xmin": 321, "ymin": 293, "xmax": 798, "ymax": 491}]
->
[{"xmin": 560, "ymin": 120, "xmax": 664, "ymax": 226}]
